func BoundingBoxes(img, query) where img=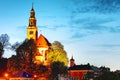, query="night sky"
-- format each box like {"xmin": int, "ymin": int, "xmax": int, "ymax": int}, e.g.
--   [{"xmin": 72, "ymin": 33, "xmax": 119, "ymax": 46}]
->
[{"xmin": 0, "ymin": 0, "xmax": 120, "ymax": 71}]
